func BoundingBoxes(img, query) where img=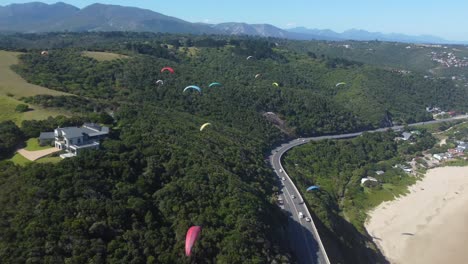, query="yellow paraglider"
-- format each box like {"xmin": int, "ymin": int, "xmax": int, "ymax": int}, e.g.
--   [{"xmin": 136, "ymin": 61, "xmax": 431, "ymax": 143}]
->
[
  {"xmin": 200, "ymin": 123, "xmax": 212, "ymax": 132},
  {"xmin": 272, "ymin": 82, "xmax": 279, "ymax": 87}
]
